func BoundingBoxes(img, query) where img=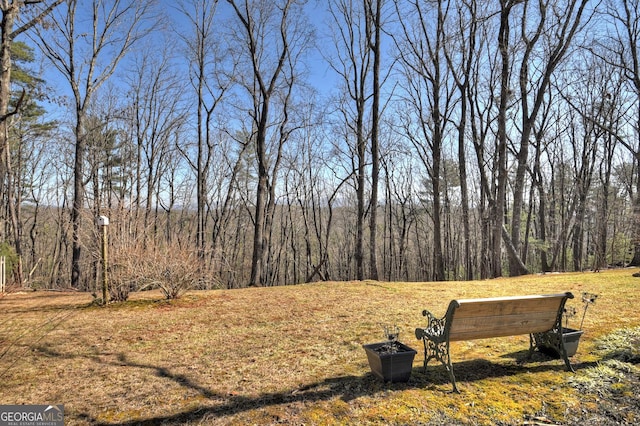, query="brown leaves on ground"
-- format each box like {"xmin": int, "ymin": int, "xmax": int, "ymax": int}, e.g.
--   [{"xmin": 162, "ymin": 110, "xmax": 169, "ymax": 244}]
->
[{"xmin": 1, "ymin": 270, "xmax": 639, "ymax": 425}]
